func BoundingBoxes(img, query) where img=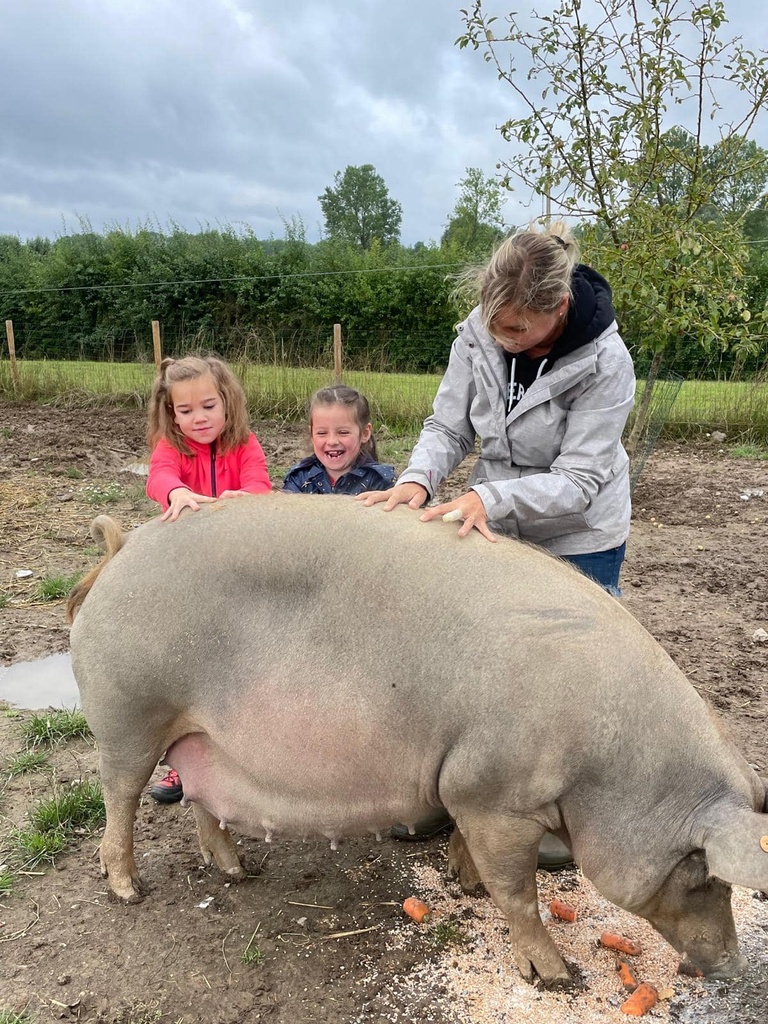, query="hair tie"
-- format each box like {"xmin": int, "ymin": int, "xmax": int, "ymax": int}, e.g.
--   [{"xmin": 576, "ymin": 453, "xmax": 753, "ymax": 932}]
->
[{"xmin": 552, "ymin": 235, "xmax": 568, "ymax": 249}]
